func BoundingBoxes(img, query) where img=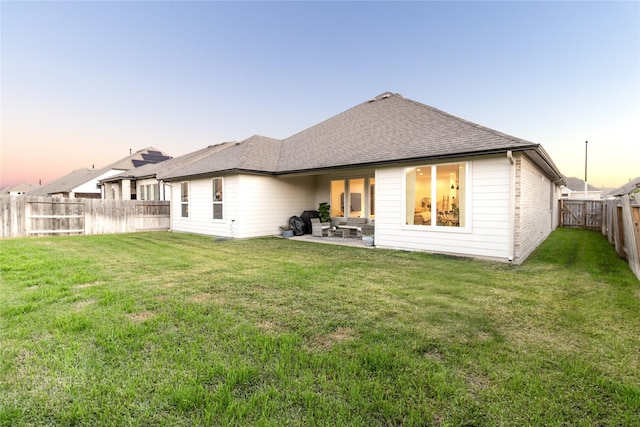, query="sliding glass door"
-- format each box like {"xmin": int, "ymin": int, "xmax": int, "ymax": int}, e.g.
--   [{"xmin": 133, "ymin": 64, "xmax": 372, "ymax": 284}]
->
[{"xmin": 330, "ymin": 177, "xmax": 374, "ymax": 219}]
